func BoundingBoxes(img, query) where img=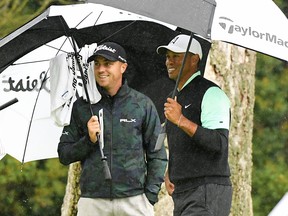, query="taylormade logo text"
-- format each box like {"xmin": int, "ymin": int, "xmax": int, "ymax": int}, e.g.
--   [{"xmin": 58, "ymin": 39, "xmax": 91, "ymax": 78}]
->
[{"xmin": 219, "ymin": 17, "xmax": 288, "ymax": 48}]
